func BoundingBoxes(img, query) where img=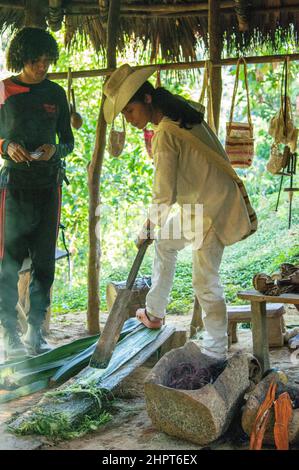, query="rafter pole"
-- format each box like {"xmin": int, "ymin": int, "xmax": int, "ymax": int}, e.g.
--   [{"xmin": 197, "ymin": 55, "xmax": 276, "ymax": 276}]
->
[
  {"xmin": 86, "ymin": 0, "xmax": 121, "ymax": 334},
  {"xmin": 48, "ymin": 53, "xmax": 299, "ymax": 80},
  {"xmin": 24, "ymin": 0, "xmax": 47, "ymax": 28},
  {"xmin": 208, "ymin": 0, "xmax": 222, "ymax": 135},
  {"xmin": 48, "ymin": 0, "xmax": 63, "ymax": 32}
]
